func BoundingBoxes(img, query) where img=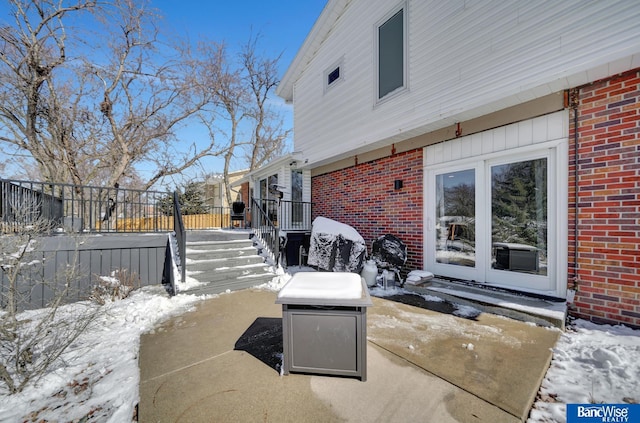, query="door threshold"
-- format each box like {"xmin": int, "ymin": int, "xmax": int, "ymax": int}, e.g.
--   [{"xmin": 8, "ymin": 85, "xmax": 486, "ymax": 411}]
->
[{"xmin": 404, "ymin": 278, "xmax": 567, "ymax": 329}]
